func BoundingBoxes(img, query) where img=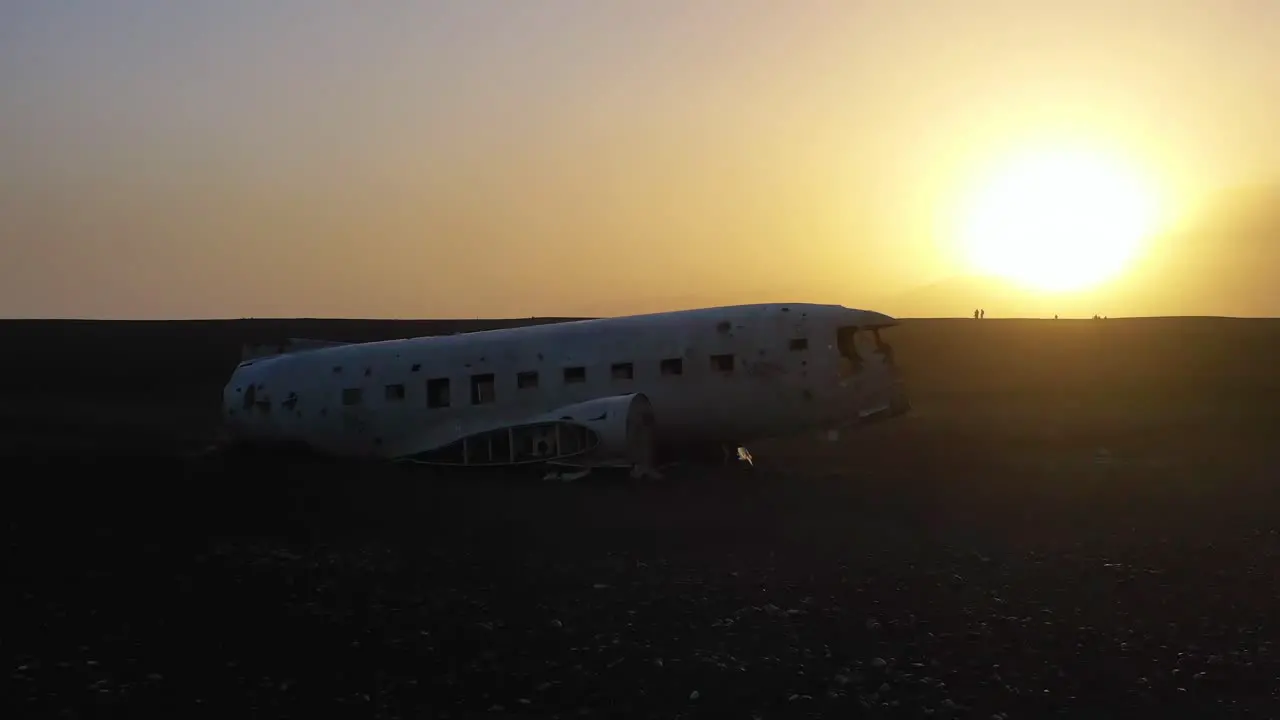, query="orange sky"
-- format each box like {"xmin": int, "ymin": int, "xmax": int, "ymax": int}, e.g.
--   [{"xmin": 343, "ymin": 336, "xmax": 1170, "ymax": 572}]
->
[{"xmin": 2, "ymin": 1, "xmax": 1279, "ymax": 319}]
